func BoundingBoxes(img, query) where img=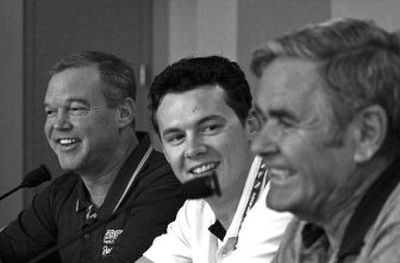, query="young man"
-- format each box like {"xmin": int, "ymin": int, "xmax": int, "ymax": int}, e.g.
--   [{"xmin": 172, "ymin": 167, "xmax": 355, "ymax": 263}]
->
[
  {"xmin": 251, "ymin": 18, "xmax": 400, "ymax": 262},
  {"xmin": 136, "ymin": 56, "xmax": 291, "ymax": 263},
  {"xmin": 0, "ymin": 51, "xmax": 185, "ymax": 263}
]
